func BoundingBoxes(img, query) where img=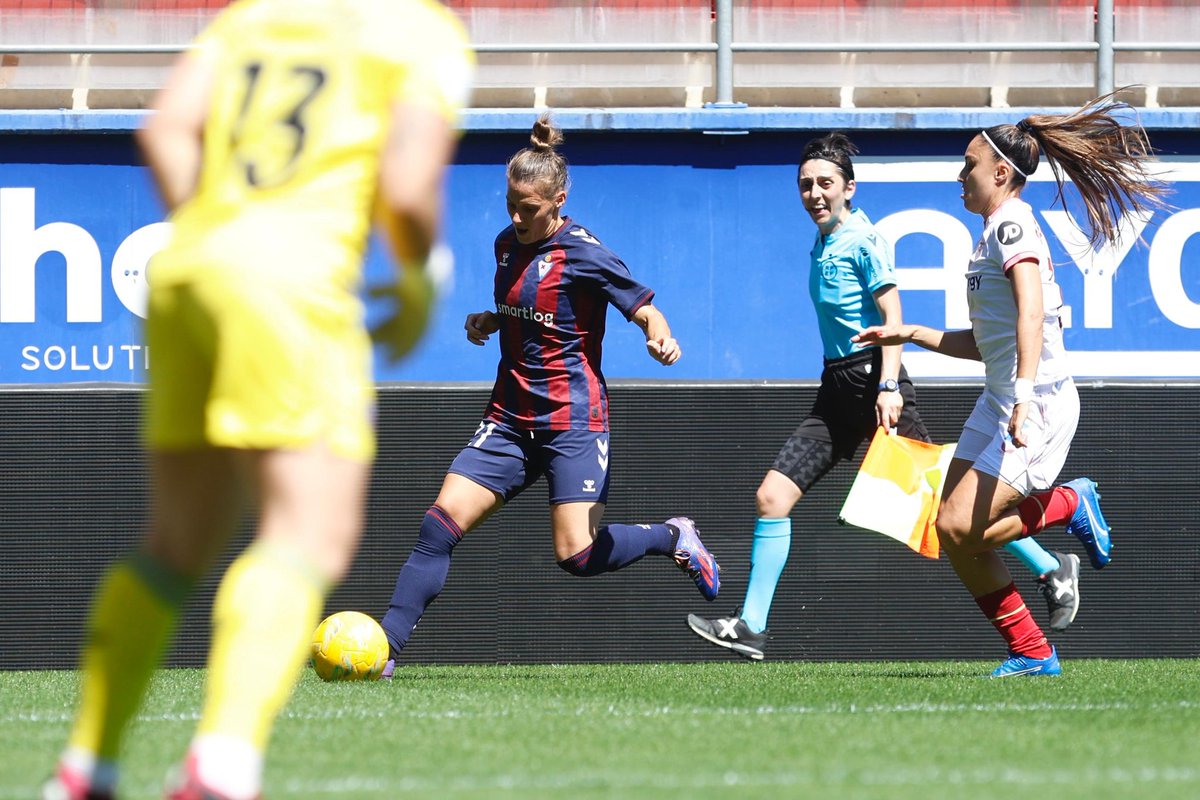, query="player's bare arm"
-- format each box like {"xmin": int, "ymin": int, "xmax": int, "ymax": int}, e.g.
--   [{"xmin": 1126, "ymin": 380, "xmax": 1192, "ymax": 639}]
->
[
  {"xmin": 871, "ymin": 286, "xmax": 906, "ymax": 429},
  {"xmin": 379, "ymin": 103, "xmax": 456, "ymax": 267},
  {"xmin": 633, "ymin": 304, "xmax": 681, "ymax": 366},
  {"xmin": 136, "ymin": 48, "xmax": 217, "ymax": 211},
  {"xmin": 373, "ymin": 104, "xmax": 458, "ymax": 363},
  {"xmin": 854, "ymin": 325, "xmax": 981, "ymax": 361},
  {"xmin": 1008, "ymin": 259, "xmax": 1045, "ymax": 447}
]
